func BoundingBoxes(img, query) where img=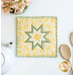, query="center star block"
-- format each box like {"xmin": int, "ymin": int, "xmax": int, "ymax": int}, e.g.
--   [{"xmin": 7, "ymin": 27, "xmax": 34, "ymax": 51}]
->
[
  {"xmin": 33, "ymin": 33, "xmax": 41, "ymax": 41},
  {"xmin": 25, "ymin": 24, "xmax": 50, "ymax": 50}
]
